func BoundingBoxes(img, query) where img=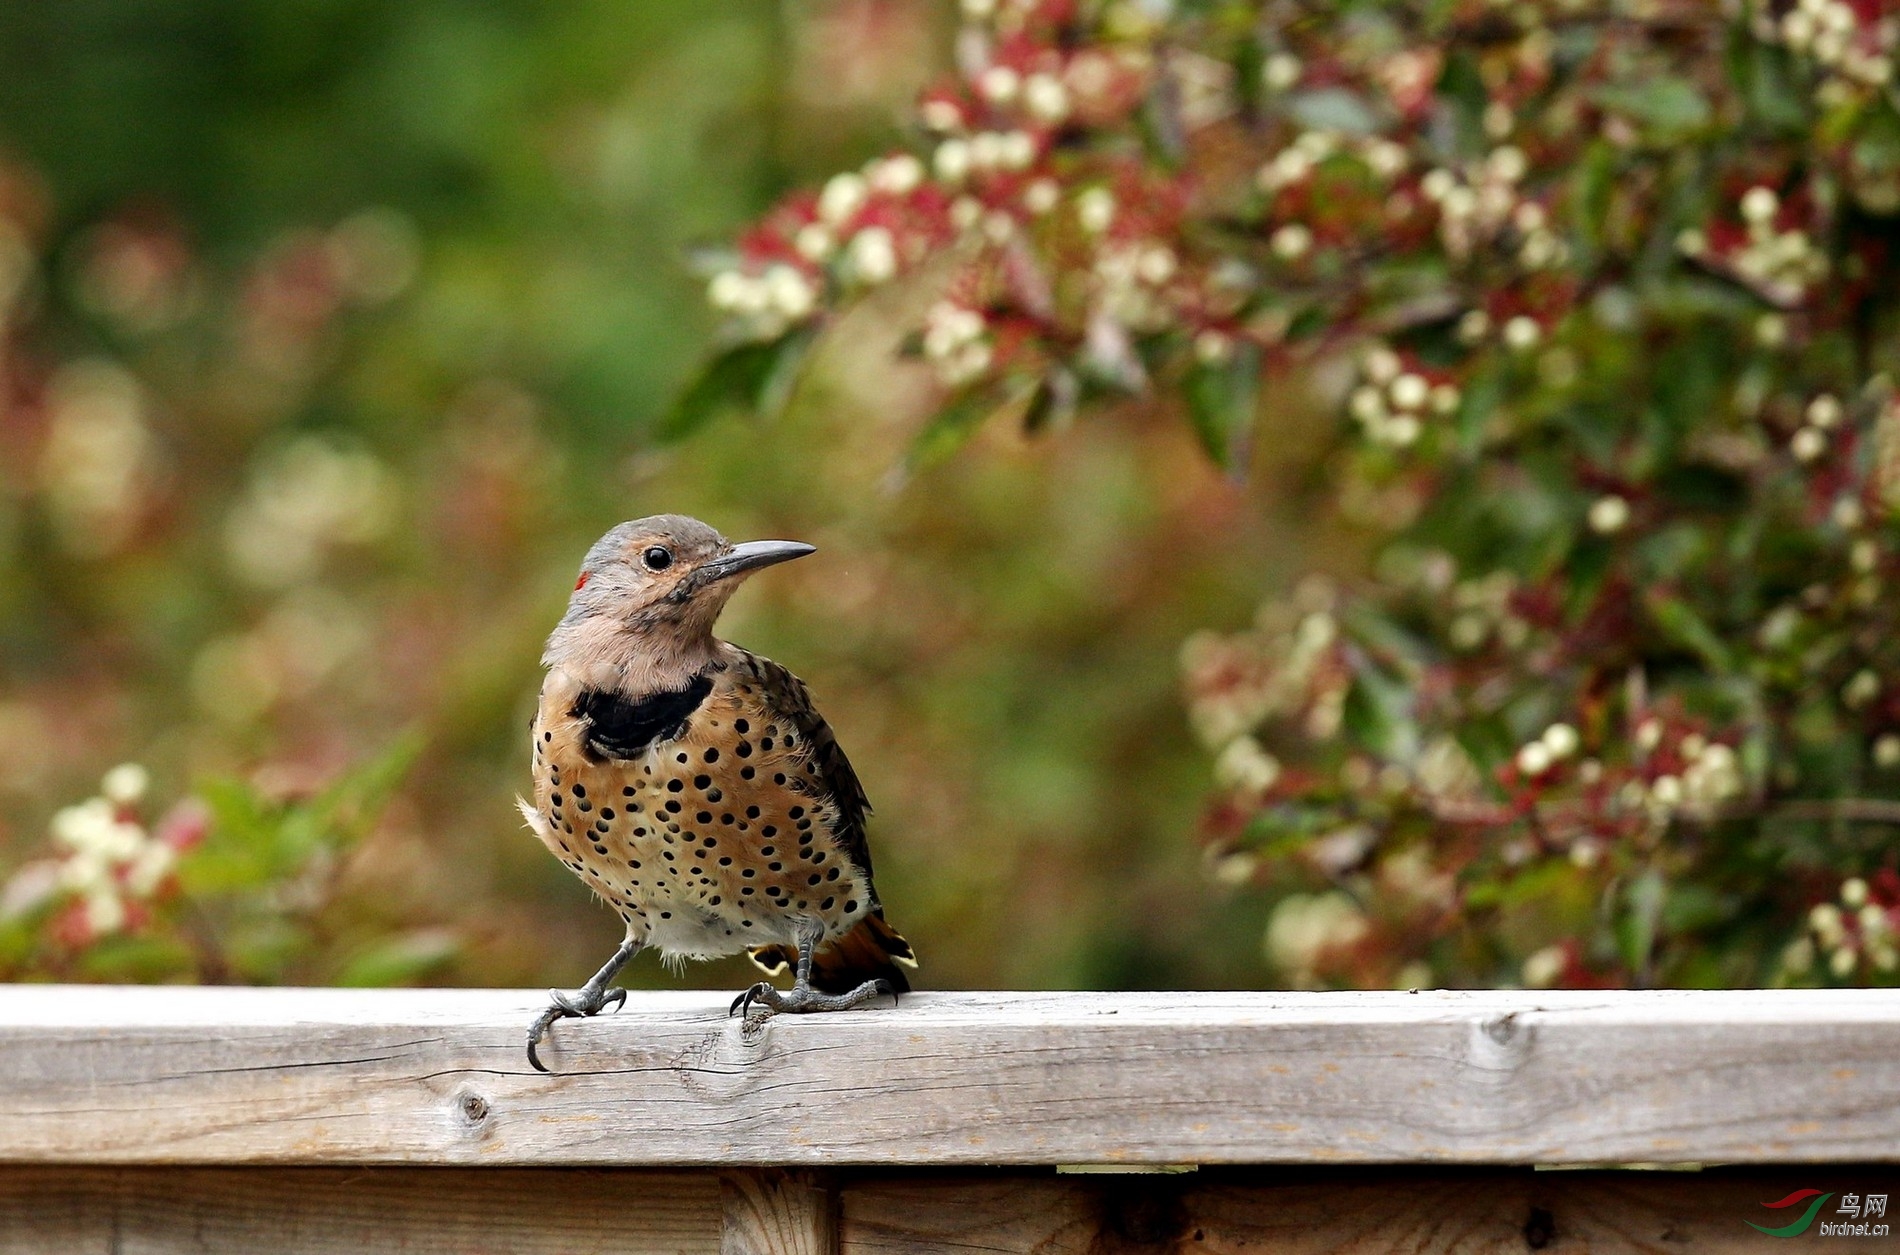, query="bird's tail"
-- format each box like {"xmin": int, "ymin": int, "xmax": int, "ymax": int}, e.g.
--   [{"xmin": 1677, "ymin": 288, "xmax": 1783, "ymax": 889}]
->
[{"xmin": 748, "ymin": 911, "xmax": 917, "ymax": 994}]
